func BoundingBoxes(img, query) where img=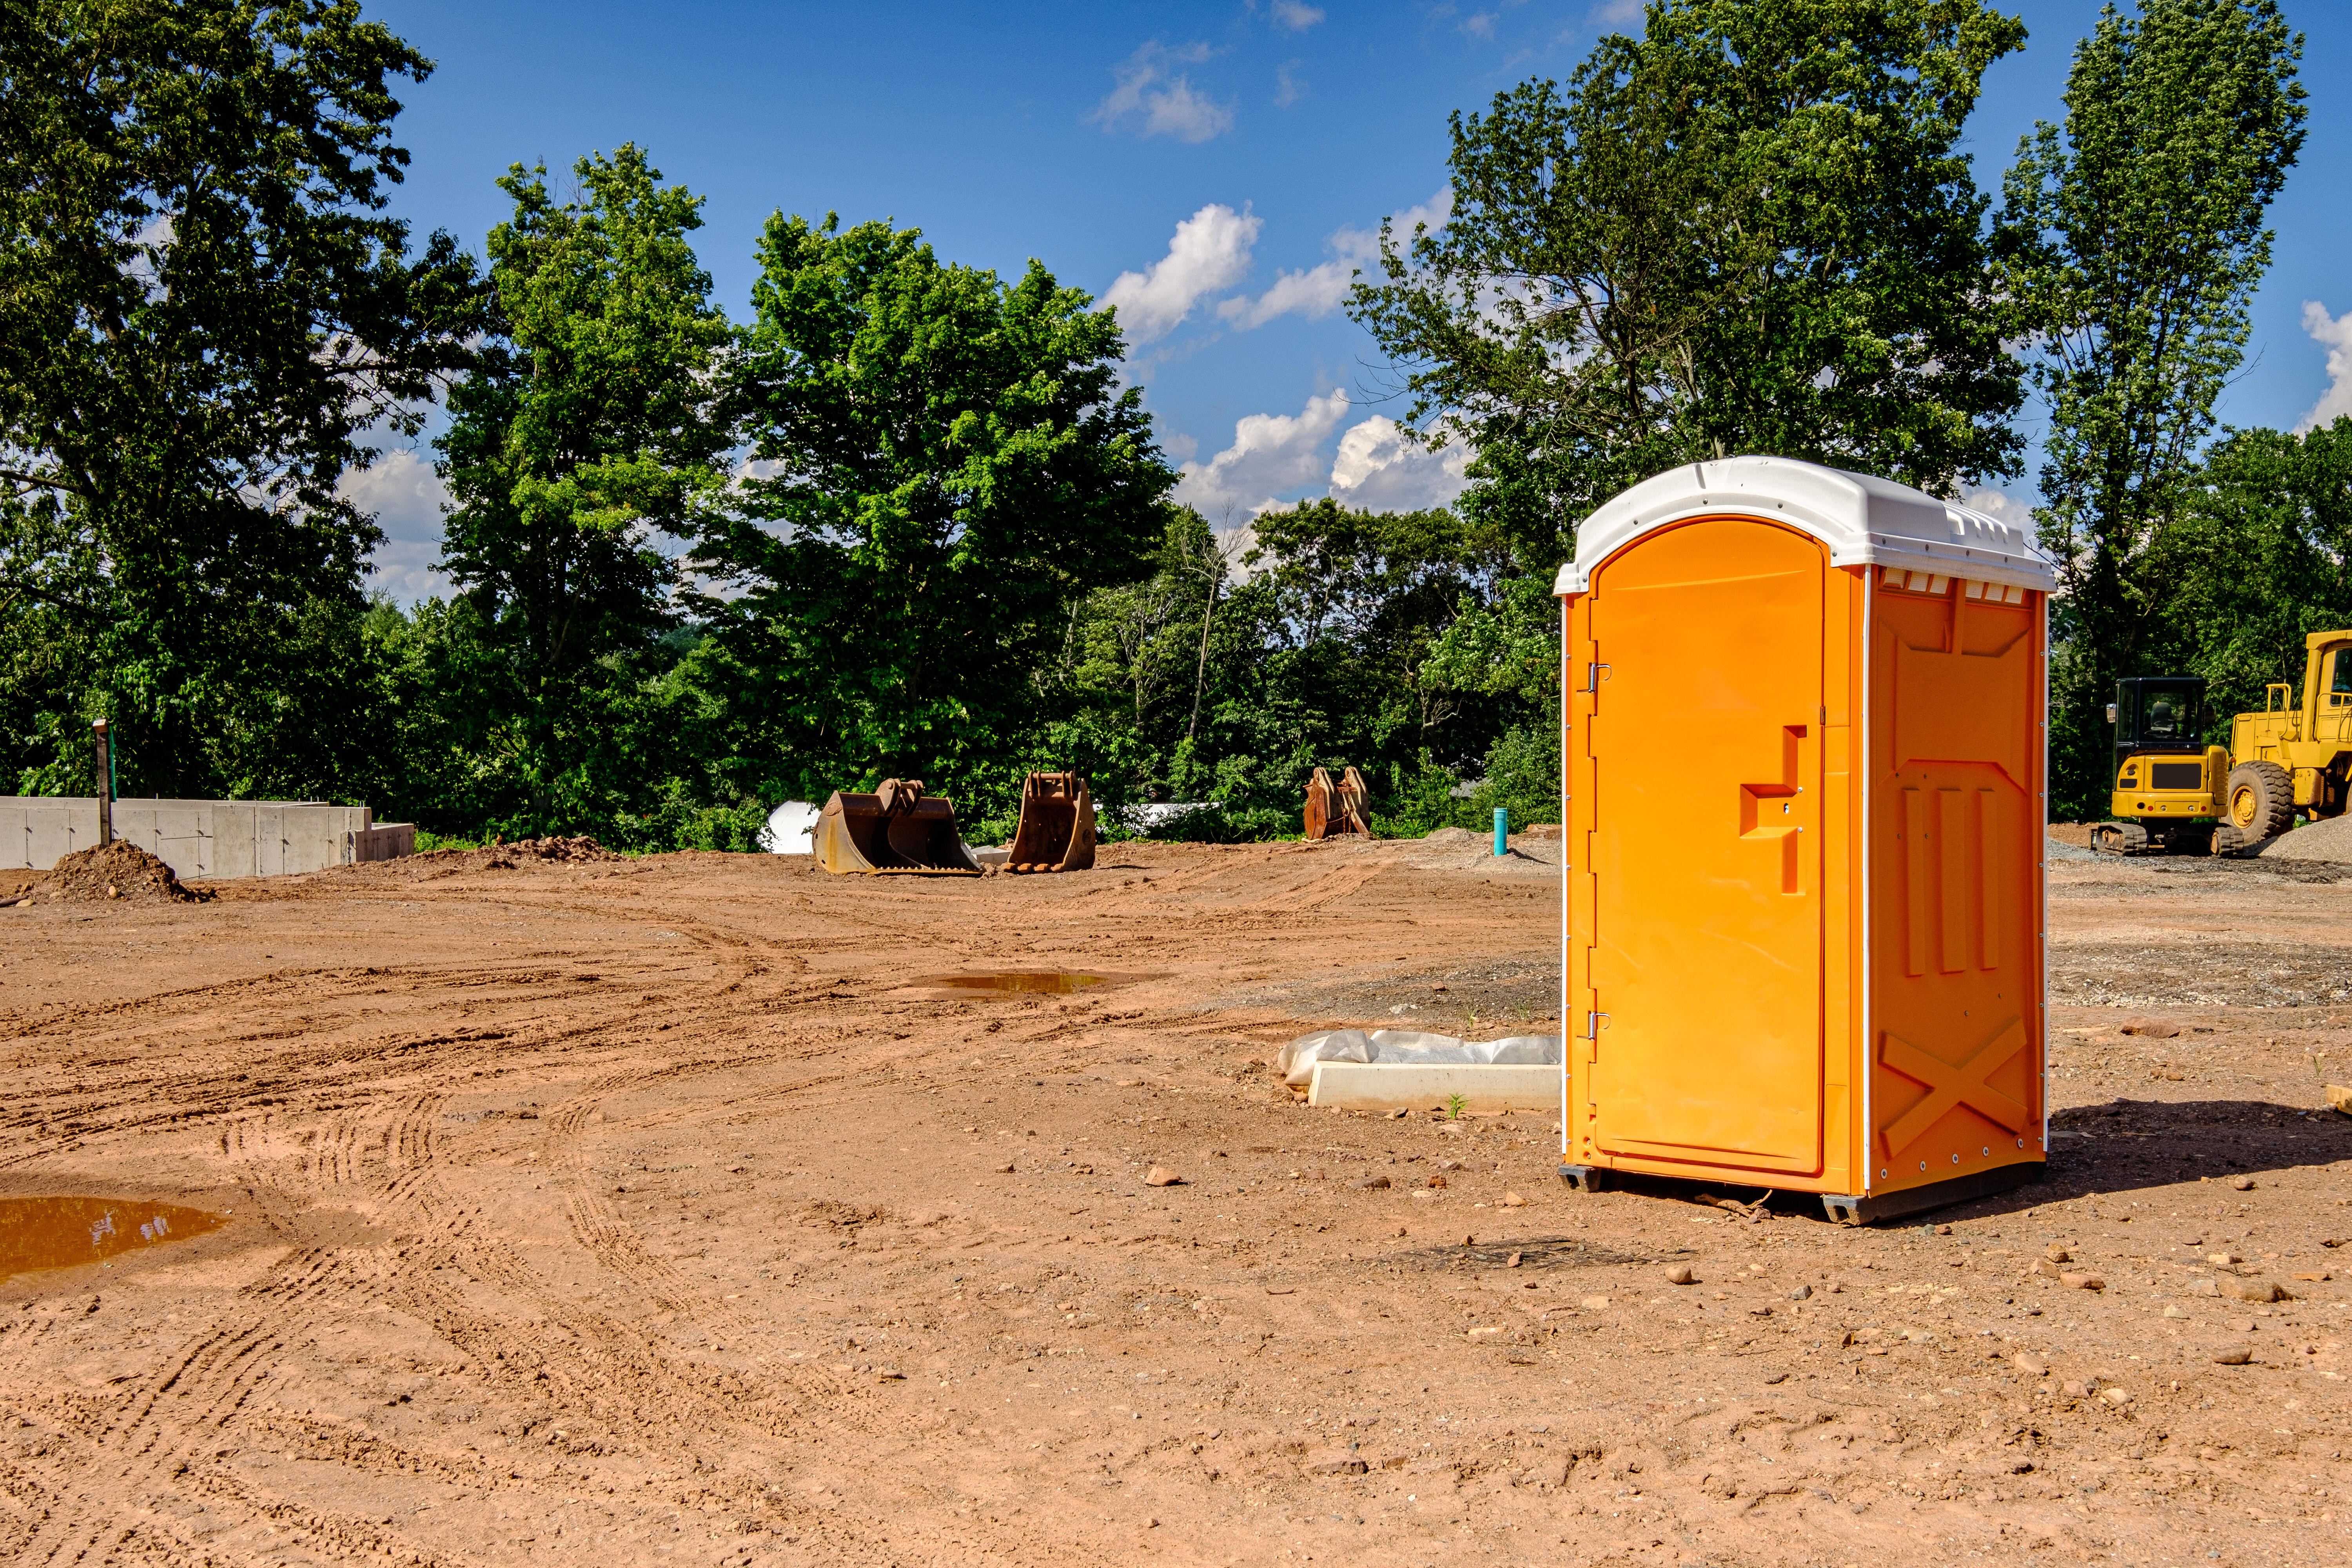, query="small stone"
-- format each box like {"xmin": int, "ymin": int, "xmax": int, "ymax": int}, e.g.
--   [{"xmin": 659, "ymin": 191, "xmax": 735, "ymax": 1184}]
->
[
  {"xmin": 2213, "ymin": 1347, "xmax": 2253, "ymax": 1365},
  {"xmin": 1144, "ymin": 1166, "xmax": 1185, "ymax": 1187},
  {"xmin": 2208, "ymin": 1251, "xmax": 2242, "ymax": 1265},
  {"xmin": 2122, "ymin": 1021, "xmax": 2180, "ymax": 1038},
  {"xmin": 2226, "ymin": 1316, "xmax": 2256, "ymax": 1333},
  {"xmin": 2060, "ymin": 1272, "xmax": 2104, "ymax": 1291},
  {"xmin": 1304, "ymin": 1448, "xmax": 1368, "ymax": 1475},
  {"xmin": 2293, "ymin": 1270, "xmax": 2331, "ymax": 1282},
  {"xmin": 1763, "ymin": 1371, "xmax": 1789, "ymax": 1385},
  {"xmin": 2224, "ymin": 1277, "xmax": 2283, "ymax": 1304},
  {"xmin": 1501, "ymin": 1191, "xmax": 1527, "ymax": 1208},
  {"xmin": 2098, "ymin": 1386, "xmax": 2132, "ymax": 1407},
  {"xmin": 1749, "ymin": 1304, "xmax": 1773, "ymax": 1317},
  {"xmin": 2187, "ymin": 1278, "xmax": 2220, "ymax": 1297},
  {"xmin": 994, "ymin": 1162, "xmax": 1016, "ymax": 1174},
  {"xmin": 1427, "ymin": 1175, "xmax": 1448, "ymax": 1190},
  {"xmin": 1665, "ymin": 1265, "xmax": 1696, "ymax": 1285},
  {"xmin": 2045, "ymin": 1244, "xmax": 2073, "ymax": 1263},
  {"xmin": 1355, "ymin": 1176, "xmax": 1392, "ymax": 1190},
  {"xmin": 1788, "ymin": 1283, "xmax": 1812, "ymax": 1301},
  {"xmin": 1580, "ymin": 1295, "xmax": 1610, "ymax": 1311},
  {"xmin": 2061, "ymin": 1379, "xmax": 2088, "ymax": 1397},
  {"xmin": 2163, "ymin": 1305, "xmax": 2188, "ymax": 1319},
  {"xmin": 1507, "ymin": 1250, "xmax": 1523, "ymax": 1268},
  {"xmin": 2012, "ymin": 1352, "xmax": 2049, "ymax": 1376},
  {"xmin": 2228, "ymin": 1174, "xmax": 2256, "ymax": 1192}
]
